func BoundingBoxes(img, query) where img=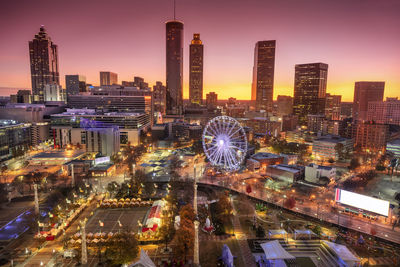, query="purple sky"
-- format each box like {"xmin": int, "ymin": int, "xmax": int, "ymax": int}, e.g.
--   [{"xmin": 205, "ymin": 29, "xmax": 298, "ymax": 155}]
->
[{"xmin": 0, "ymin": 0, "xmax": 399, "ymax": 100}]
